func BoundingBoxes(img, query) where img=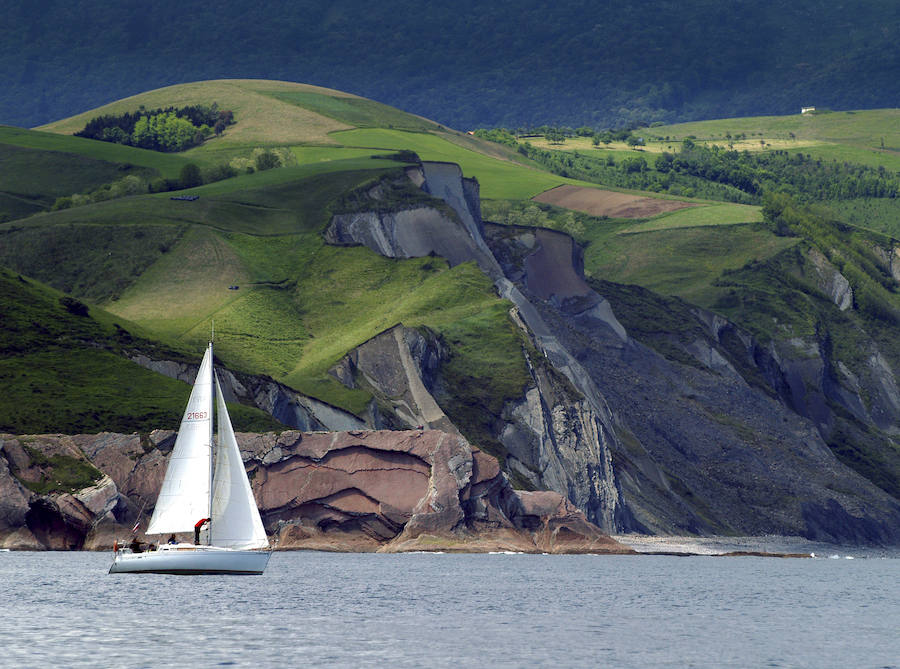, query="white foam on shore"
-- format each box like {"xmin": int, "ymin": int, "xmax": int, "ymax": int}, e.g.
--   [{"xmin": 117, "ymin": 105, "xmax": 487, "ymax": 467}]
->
[{"xmin": 611, "ymin": 534, "xmax": 822, "ymax": 556}]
